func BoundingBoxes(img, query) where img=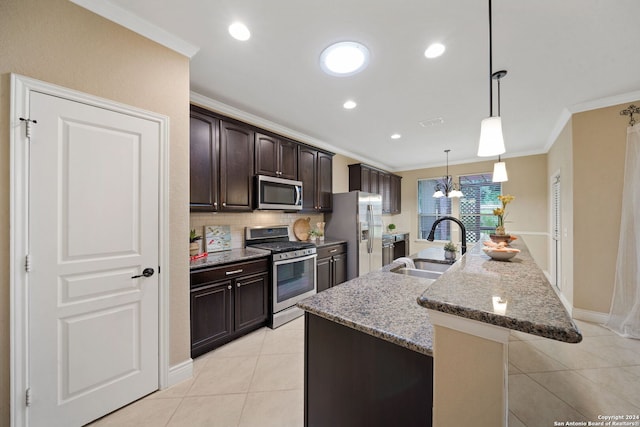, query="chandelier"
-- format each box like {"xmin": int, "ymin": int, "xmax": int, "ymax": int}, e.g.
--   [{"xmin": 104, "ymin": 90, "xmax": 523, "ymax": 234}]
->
[{"xmin": 433, "ymin": 149, "xmax": 464, "ymax": 198}]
